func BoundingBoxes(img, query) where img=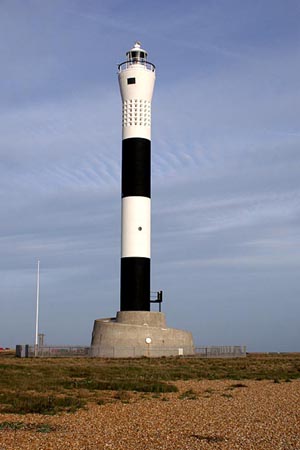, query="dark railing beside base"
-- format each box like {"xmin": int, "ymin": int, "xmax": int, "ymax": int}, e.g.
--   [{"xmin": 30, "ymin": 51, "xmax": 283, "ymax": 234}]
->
[{"xmin": 150, "ymin": 290, "xmax": 163, "ymax": 312}]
